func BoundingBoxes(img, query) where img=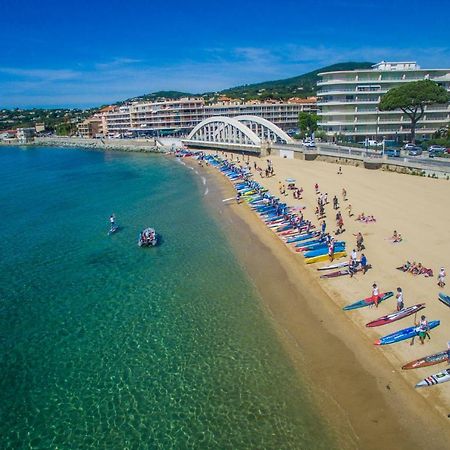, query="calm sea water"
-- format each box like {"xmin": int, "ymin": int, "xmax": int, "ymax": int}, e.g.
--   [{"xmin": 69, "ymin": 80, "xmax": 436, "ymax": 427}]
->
[{"xmin": 0, "ymin": 146, "xmax": 333, "ymax": 449}]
